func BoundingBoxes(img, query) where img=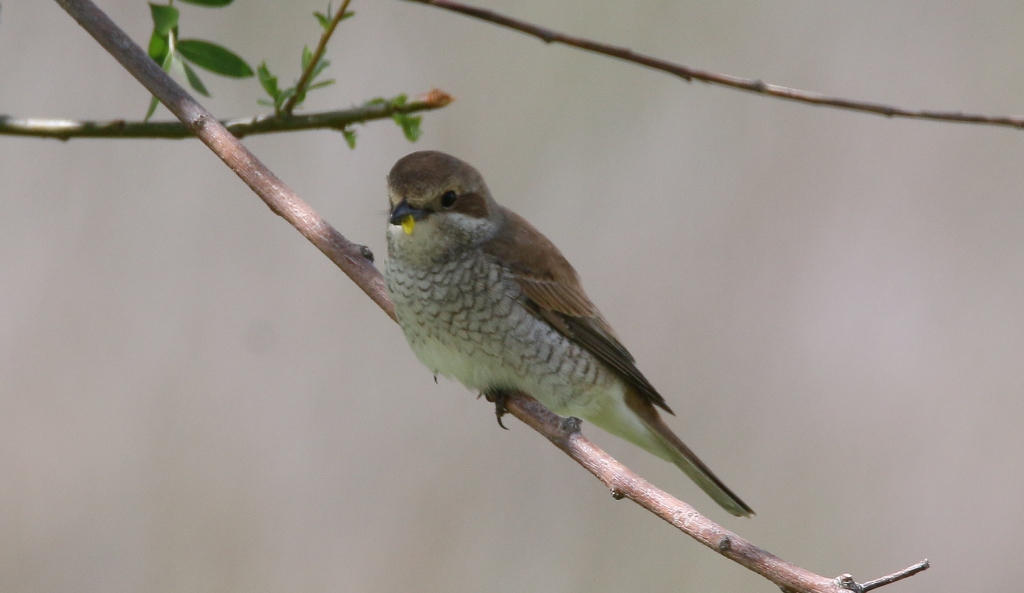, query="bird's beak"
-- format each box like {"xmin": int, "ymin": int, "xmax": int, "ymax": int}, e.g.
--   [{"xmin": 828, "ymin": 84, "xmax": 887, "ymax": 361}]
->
[{"xmin": 389, "ymin": 201, "xmax": 430, "ymax": 235}]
